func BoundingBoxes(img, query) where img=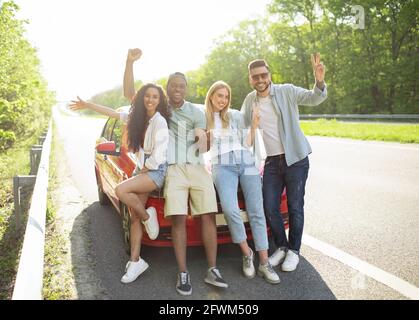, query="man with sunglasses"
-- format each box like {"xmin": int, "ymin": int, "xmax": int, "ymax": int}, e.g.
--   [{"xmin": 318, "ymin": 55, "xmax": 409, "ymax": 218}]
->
[{"xmin": 241, "ymin": 53, "xmax": 327, "ymax": 272}]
